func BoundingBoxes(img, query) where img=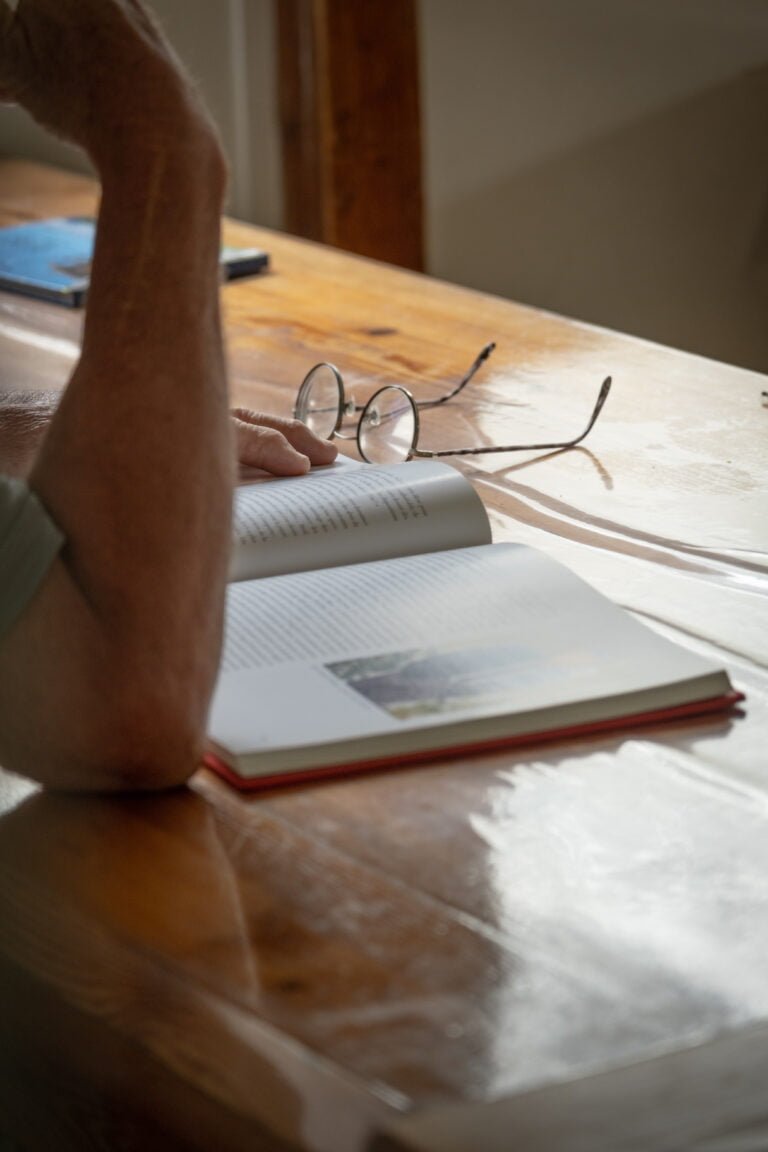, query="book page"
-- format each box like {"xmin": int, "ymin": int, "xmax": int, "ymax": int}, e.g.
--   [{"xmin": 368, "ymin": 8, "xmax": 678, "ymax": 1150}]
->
[
  {"xmin": 229, "ymin": 459, "xmax": 491, "ymax": 581},
  {"xmin": 210, "ymin": 544, "xmax": 729, "ymax": 760}
]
